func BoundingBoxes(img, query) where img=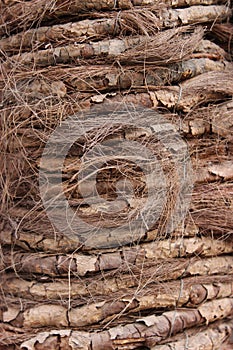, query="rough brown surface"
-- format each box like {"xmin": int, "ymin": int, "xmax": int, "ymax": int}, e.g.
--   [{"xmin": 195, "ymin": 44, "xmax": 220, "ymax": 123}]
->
[{"xmin": 0, "ymin": 0, "xmax": 233, "ymax": 349}]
